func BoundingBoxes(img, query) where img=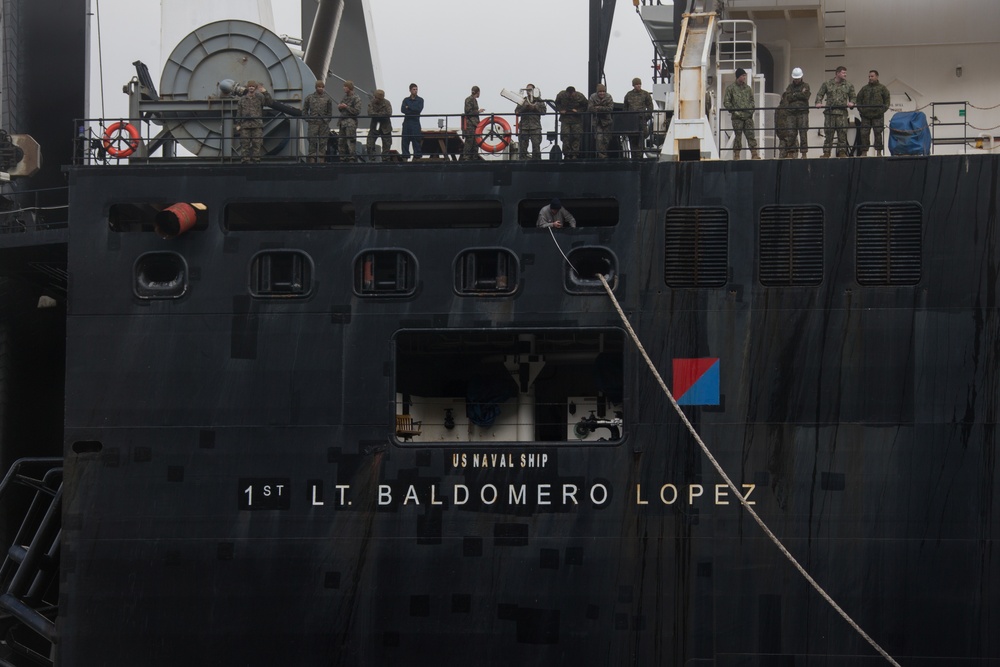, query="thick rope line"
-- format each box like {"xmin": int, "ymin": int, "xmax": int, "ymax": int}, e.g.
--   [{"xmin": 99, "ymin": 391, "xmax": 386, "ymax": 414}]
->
[
  {"xmin": 546, "ymin": 226, "xmax": 900, "ymax": 665},
  {"xmin": 594, "ymin": 272, "xmax": 901, "ymax": 667}
]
